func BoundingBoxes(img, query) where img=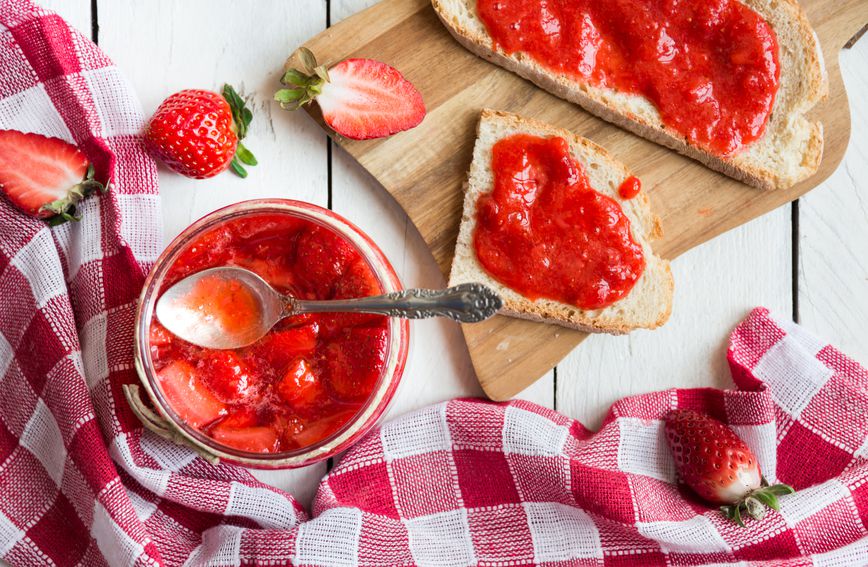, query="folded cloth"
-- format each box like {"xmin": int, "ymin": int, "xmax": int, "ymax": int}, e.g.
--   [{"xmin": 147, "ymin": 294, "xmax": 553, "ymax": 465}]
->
[{"xmin": 2, "ymin": 3, "xmax": 868, "ymax": 567}]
